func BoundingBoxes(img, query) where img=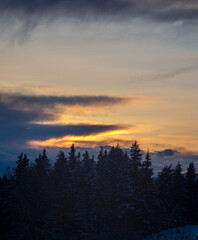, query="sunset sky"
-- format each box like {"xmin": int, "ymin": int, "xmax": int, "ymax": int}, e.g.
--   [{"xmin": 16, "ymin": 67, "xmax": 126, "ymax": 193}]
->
[{"xmin": 0, "ymin": 0, "xmax": 198, "ymax": 172}]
